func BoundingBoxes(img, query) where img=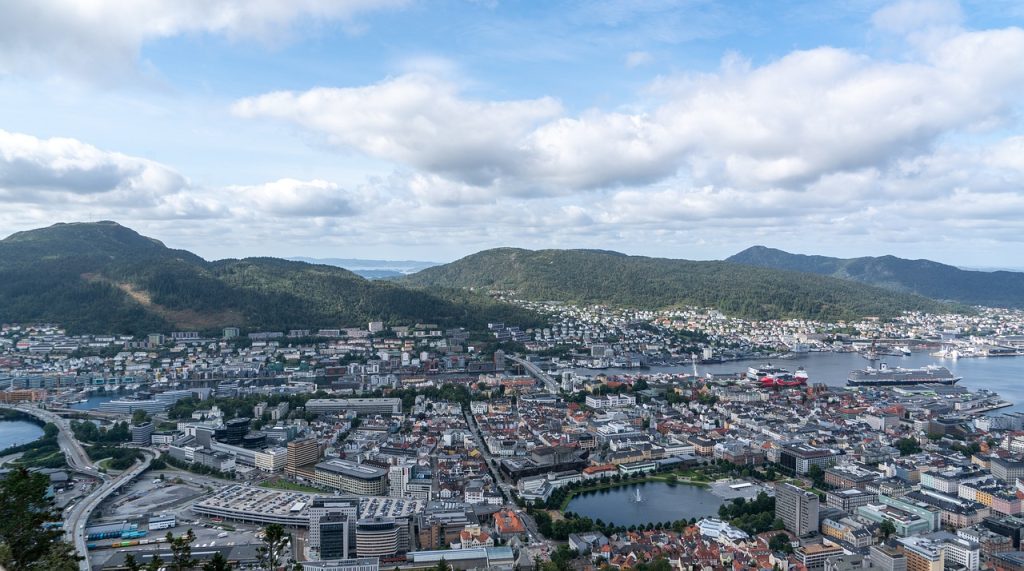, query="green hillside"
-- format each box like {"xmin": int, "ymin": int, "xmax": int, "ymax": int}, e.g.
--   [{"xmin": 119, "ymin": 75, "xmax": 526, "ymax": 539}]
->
[
  {"xmin": 402, "ymin": 247, "xmax": 956, "ymax": 321},
  {"xmin": 0, "ymin": 222, "xmax": 538, "ymax": 334},
  {"xmin": 728, "ymin": 246, "xmax": 1024, "ymax": 308}
]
